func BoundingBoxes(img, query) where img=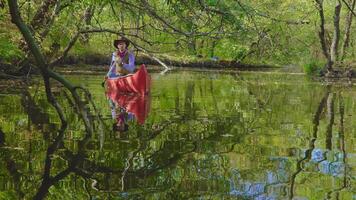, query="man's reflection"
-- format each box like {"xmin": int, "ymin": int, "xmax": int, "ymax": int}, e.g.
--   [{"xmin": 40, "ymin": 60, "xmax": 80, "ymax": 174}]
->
[
  {"xmin": 108, "ymin": 94, "xmax": 150, "ymax": 135},
  {"xmin": 110, "ymin": 98, "xmax": 134, "ymax": 133}
]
